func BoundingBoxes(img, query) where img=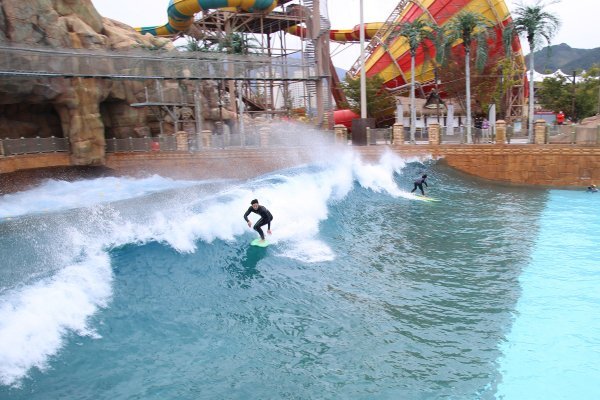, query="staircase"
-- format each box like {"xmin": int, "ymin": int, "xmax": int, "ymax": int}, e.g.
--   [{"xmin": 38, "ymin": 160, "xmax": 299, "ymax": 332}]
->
[{"xmin": 301, "ymin": 0, "xmax": 337, "ymax": 115}]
